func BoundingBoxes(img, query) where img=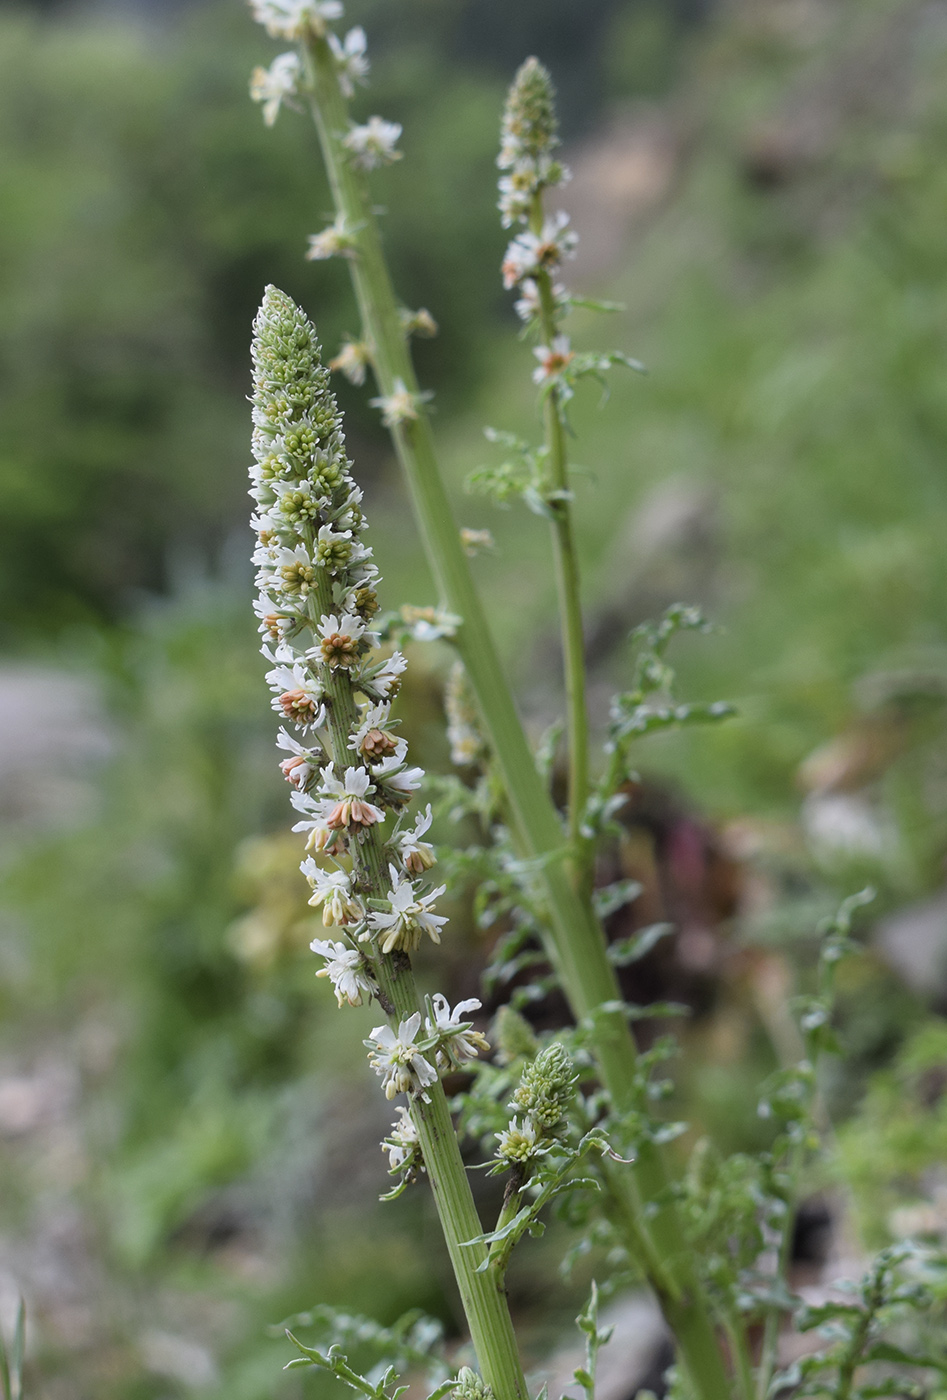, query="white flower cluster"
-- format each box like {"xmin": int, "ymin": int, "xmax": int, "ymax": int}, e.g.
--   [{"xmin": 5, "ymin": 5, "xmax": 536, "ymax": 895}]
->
[
  {"xmin": 498, "ymin": 58, "xmax": 578, "ymax": 344},
  {"xmin": 305, "ymin": 215, "xmax": 359, "ymax": 262},
  {"xmin": 329, "ymin": 26, "xmax": 369, "ymax": 98},
  {"xmin": 343, "ymin": 116, "xmax": 402, "ymax": 171},
  {"xmin": 250, "ymin": 0, "xmax": 342, "ymax": 40},
  {"xmin": 250, "ymin": 288, "xmax": 456, "ymax": 1022},
  {"xmin": 250, "ymin": 51, "xmax": 301, "ymax": 127},
  {"xmin": 497, "ymin": 56, "xmax": 568, "ymax": 227},
  {"xmin": 369, "ymin": 377, "xmax": 433, "ymax": 429},
  {"xmin": 501, "ymin": 212, "xmax": 577, "ymax": 292},
  {"xmin": 367, "ymin": 995, "xmax": 489, "ymax": 1103}
]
